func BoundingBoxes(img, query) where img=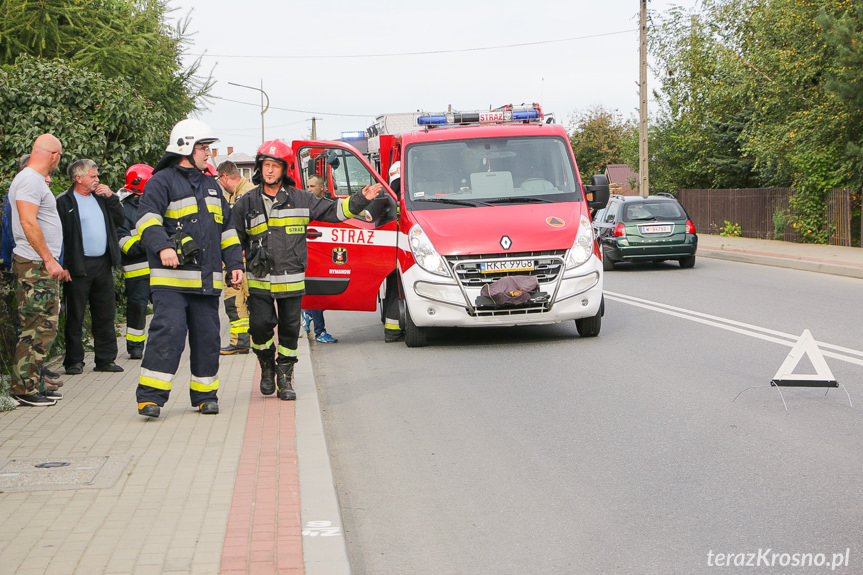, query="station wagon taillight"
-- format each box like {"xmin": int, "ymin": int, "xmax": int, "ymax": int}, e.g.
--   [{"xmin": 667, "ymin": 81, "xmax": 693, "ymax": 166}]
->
[
  {"xmin": 686, "ymin": 220, "xmax": 696, "ymax": 234},
  {"xmin": 613, "ymin": 223, "xmax": 626, "ymax": 237}
]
